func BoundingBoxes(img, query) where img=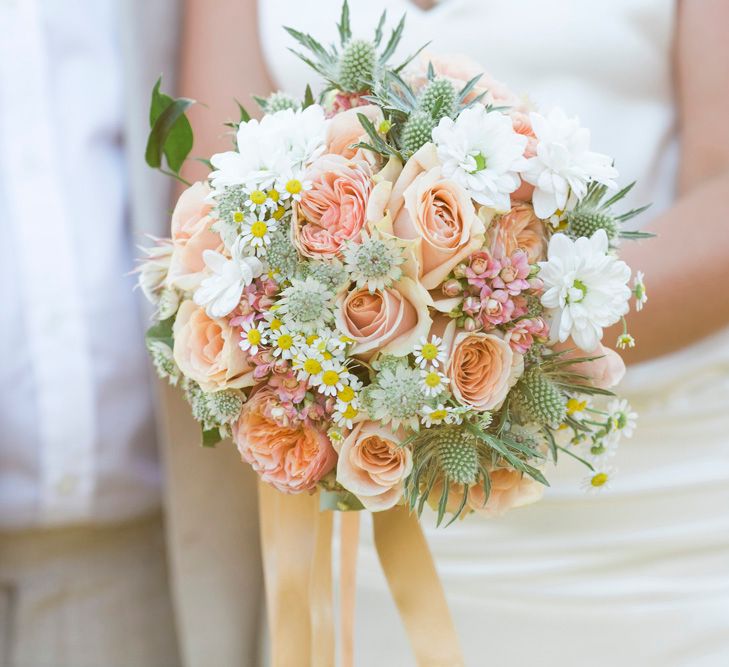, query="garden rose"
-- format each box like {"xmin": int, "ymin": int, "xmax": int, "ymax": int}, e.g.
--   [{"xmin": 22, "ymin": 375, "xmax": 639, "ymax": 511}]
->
[
  {"xmin": 487, "ymin": 202, "xmax": 547, "ymax": 263},
  {"xmin": 167, "ymin": 182, "xmax": 221, "ymax": 291},
  {"xmin": 395, "ymin": 166, "xmax": 485, "ymax": 289},
  {"xmin": 172, "ymin": 300, "xmax": 254, "ymax": 391},
  {"xmin": 232, "ymin": 388, "xmax": 336, "ymax": 494},
  {"xmin": 326, "ymin": 104, "xmax": 383, "ymax": 160},
  {"xmin": 569, "ymin": 342, "xmax": 626, "ymax": 390},
  {"xmin": 335, "ymin": 277, "xmax": 433, "ymax": 359},
  {"xmin": 294, "ymin": 154, "xmax": 372, "ymax": 259},
  {"xmin": 448, "ymin": 331, "xmax": 514, "ymax": 411},
  {"xmin": 337, "ymin": 422, "xmax": 412, "ymax": 511}
]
